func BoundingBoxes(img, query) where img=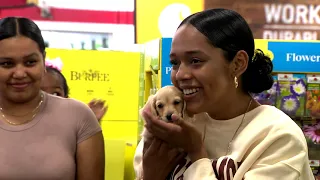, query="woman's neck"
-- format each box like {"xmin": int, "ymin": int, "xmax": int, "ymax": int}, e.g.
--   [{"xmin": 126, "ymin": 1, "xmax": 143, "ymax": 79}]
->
[
  {"xmin": 207, "ymin": 92, "xmax": 259, "ymax": 120},
  {"xmin": 0, "ymin": 92, "xmax": 43, "ymax": 117}
]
